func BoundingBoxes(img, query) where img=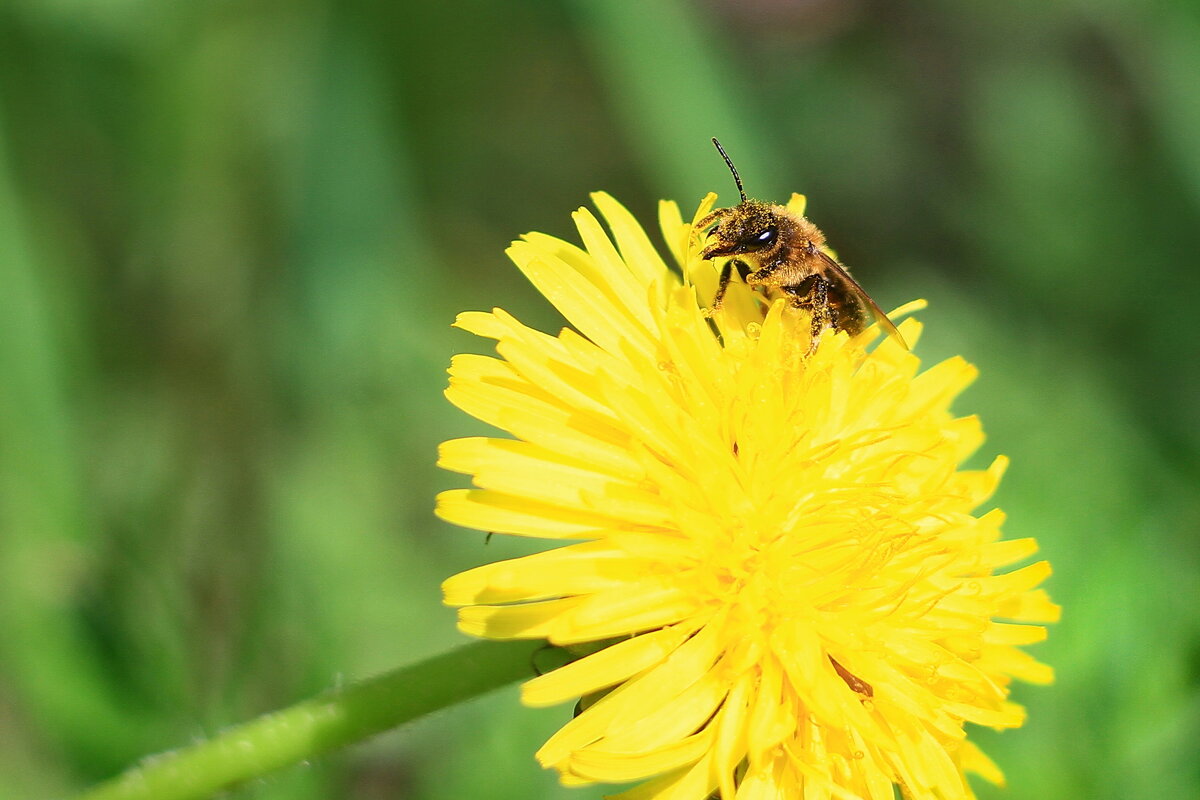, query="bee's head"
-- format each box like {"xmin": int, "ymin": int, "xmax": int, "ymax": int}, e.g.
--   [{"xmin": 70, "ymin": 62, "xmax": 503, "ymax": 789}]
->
[
  {"xmin": 701, "ymin": 139, "xmax": 790, "ymax": 261},
  {"xmin": 699, "ymin": 201, "xmax": 785, "ymax": 260}
]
